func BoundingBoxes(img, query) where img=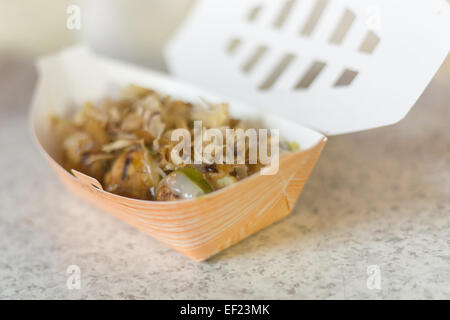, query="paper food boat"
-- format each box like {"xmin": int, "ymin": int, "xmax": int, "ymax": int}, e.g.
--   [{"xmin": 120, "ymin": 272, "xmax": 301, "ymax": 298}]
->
[{"xmin": 30, "ymin": 0, "xmax": 449, "ymax": 261}]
